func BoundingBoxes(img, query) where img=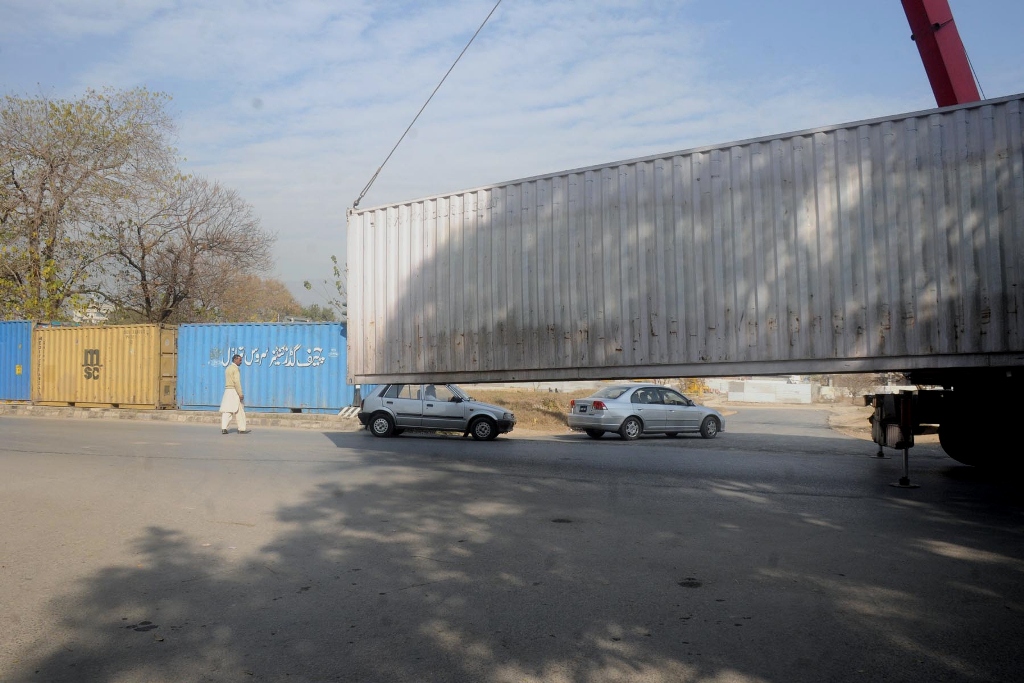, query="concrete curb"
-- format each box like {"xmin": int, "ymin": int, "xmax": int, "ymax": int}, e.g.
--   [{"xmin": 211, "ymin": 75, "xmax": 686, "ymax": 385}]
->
[{"xmin": 0, "ymin": 403, "xmax": 364, "ymax": 432}]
